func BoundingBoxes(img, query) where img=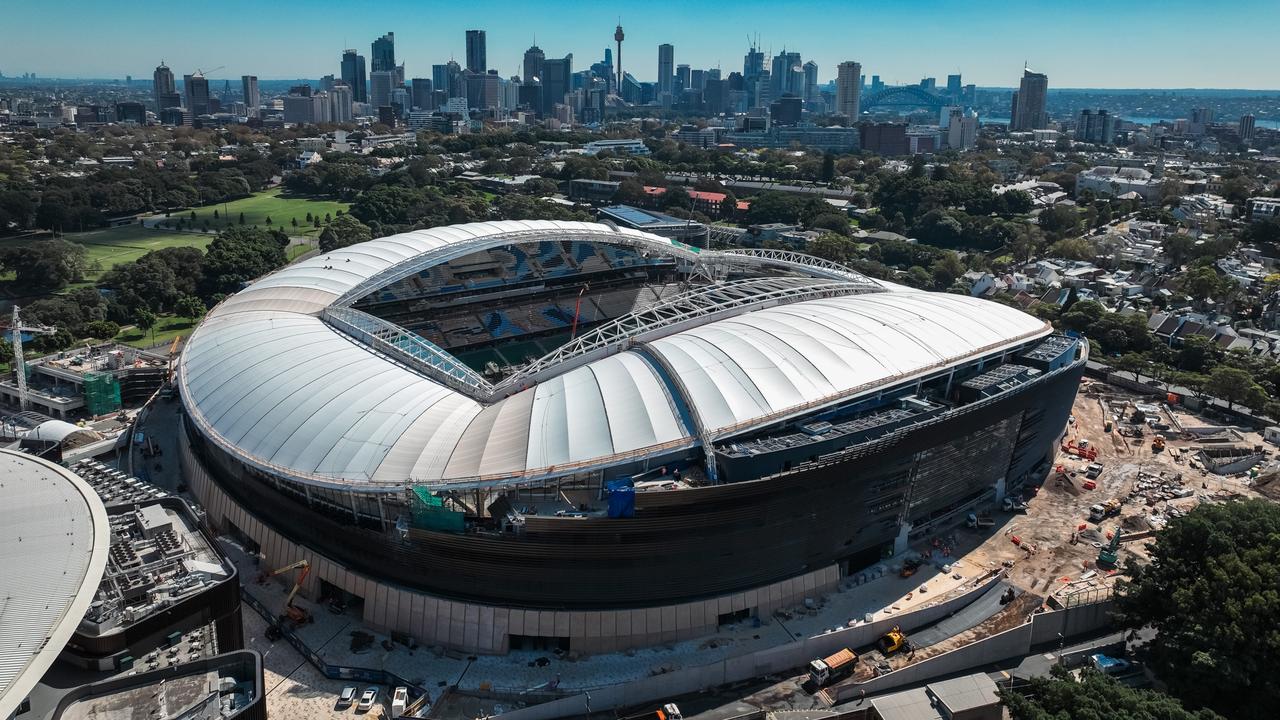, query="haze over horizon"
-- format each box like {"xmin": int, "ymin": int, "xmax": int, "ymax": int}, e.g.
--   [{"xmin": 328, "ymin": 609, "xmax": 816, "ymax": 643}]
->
[{"xmin": 3, "ymin": 0, "xmax": 1277, "ymax": 90}]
